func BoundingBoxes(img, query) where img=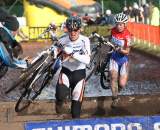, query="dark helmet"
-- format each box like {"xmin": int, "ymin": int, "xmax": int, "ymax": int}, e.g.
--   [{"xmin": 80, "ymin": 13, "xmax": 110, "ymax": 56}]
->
[{"xmin": 66, "ymin": 16, "xmax": 82, "ymax": 31}]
